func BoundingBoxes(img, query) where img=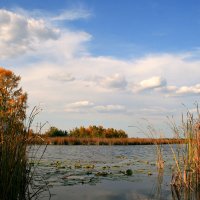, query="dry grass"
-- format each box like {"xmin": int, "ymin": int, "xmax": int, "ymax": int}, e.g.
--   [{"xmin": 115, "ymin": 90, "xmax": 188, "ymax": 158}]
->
[
  {"xmin": 0, "ymin": 106, "xmax": 49, "ymax": 200},
  {"xmin": 167, "ymin": 106, "xmax": 200, "ymax": 199},
  {"xmin": 32, "ymin": 136, "xmax": 185, "ymax": 146},
  {"xmin": 0, "ymin": 133, "xmax": 28, "ymax": 200}
]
